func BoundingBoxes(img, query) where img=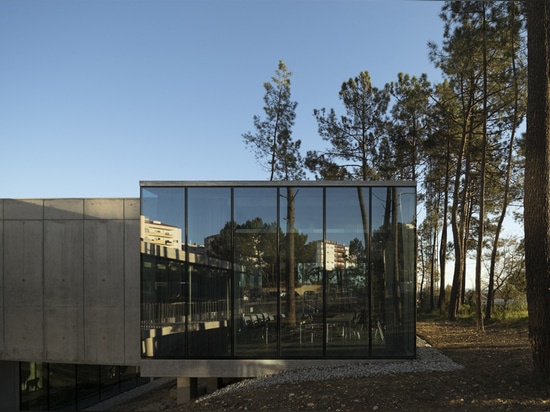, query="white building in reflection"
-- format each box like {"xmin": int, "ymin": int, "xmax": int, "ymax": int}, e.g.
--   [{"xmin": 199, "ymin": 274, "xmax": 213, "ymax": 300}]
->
[
  {"xmin": 314, "ymin": 240, "xmax": 349, "ymax": 271},
  {"xmin": 140, "ymin": 216, "xmax": 182, "ymax": 249}
]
